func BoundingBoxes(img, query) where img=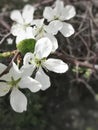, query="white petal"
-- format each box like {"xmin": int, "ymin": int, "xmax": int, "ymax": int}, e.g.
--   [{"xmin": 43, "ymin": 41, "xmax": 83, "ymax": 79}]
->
[
  {"xmin": 0, "ymin": 63, "xmax": 11, "ymax": 81},
  {"xmin": 20, "ymin": 65, "xmax": 35, "ymax": 77},
  {"xmin": 22, "ymin": 53, "xmax": 35, "ymax": 76},
  {"xmin": 16, "ymin": 27, "xmax": 34, "ymax": 43},
  {"xmin": 60, "ymin": 22, "xmax": 75, "ymax": 37},
  {"xmin": 23, "ymin": 52, "xmax": 34, "ymax": 65},
  {"xmin": 10, "ymin": 10, "xmax": 23, "ymax": 24},
  {"xmin": 16, "ymin": 36, "xmax": 25, "ymax": 44},
  {"xmin": 60, "ymin": 5, "xmax": 76, "ymax": 21},
  {"xmin": 54, "ymin": 0, "xmax": 64, "ymax": 18},
  {"xmin": 0, "ymin": 82, "xmax": 10, "ymax": 96},
  {"xmin": 26, "ymin": 27, "xmax": 34, "ymax": 38},
  {"xmin": 43, "ymin": 58, "xmax": 68, "ymax": 73},
  {"xmin": 11, "ymin": 24, "xmax": 25, "ymax": 36},
  {"xmin": 32, "ymin": 18, "xmax": 44, "ymax": 28},
  {"xmin": 32, "ymin": 19, "xmax": 45, "ymax": 39},
  {"xmin": 35, "ymin": 37, "xmax": 52, "ymax": 59},
  {"xmin": 43, "ymin": 7, "xmax": 54, "ymax": 21},
  {"xmin": 45, "ymin": 34, "xmax": 58, "ymax": 52},
  {"xmin": 9, "ymin": 62, "xmax": 21, "ymax": 80},
  {"xmin": 22, "ymin": 4, "xmax": 35, "ymax": 24},
  {"xmin": 35, "ymin": 68, "xmax": 50, "ymax": 90},
  {"xmin": 44, "ymin": 20, "xmax": 63, "ymax": 35},
  {"xmin": 0, "ymin": 63, "xmax": 7, "ymax": 74},
  {"xmin": 0, "ymin": 73, "xmax": 11, "ymax": 82},
  {"xmin": 10, "ymin": 88, "xmax": 27, "ymax": 113},
  {"xmin": 19, "ymin": 77, "xmax": 41, "ymax": 92}
]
